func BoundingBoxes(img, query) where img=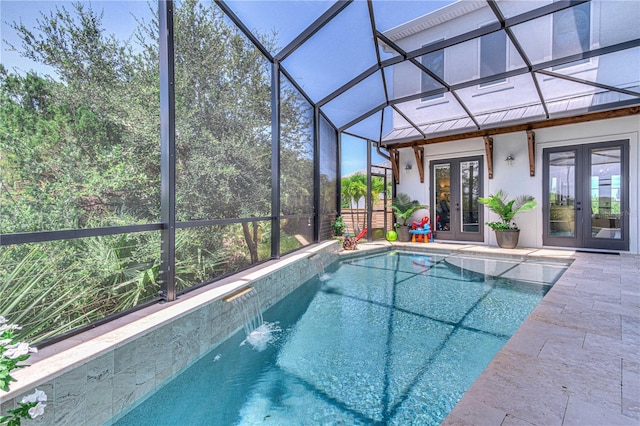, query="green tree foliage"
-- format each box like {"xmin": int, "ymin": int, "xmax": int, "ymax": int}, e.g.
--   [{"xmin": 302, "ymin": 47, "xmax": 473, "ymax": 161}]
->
[
  {"xmin": 1, "ymin": 3, "xmax": 161, "ymax": 232},
  {"xmin": 168, "ymin": 0, "xmax": 273, "ymax": 220},
  {"xmin": 340, "ymin": 173, "xmax": 388, "ymax": 232},
  {"xmin": 172, "ymin": 0, "xmax": 270, "ymax": 263},
  {"xmin": 0, "ymin": 1, "xmax": 315, "ymax": 341}
]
